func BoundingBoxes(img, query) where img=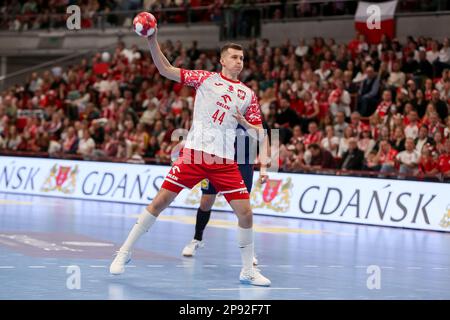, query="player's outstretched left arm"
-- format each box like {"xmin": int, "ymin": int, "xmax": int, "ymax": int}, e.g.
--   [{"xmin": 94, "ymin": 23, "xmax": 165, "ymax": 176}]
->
[{"xmin": 147, "ymin": 28, "xmax": 181, "ymax": 82}]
